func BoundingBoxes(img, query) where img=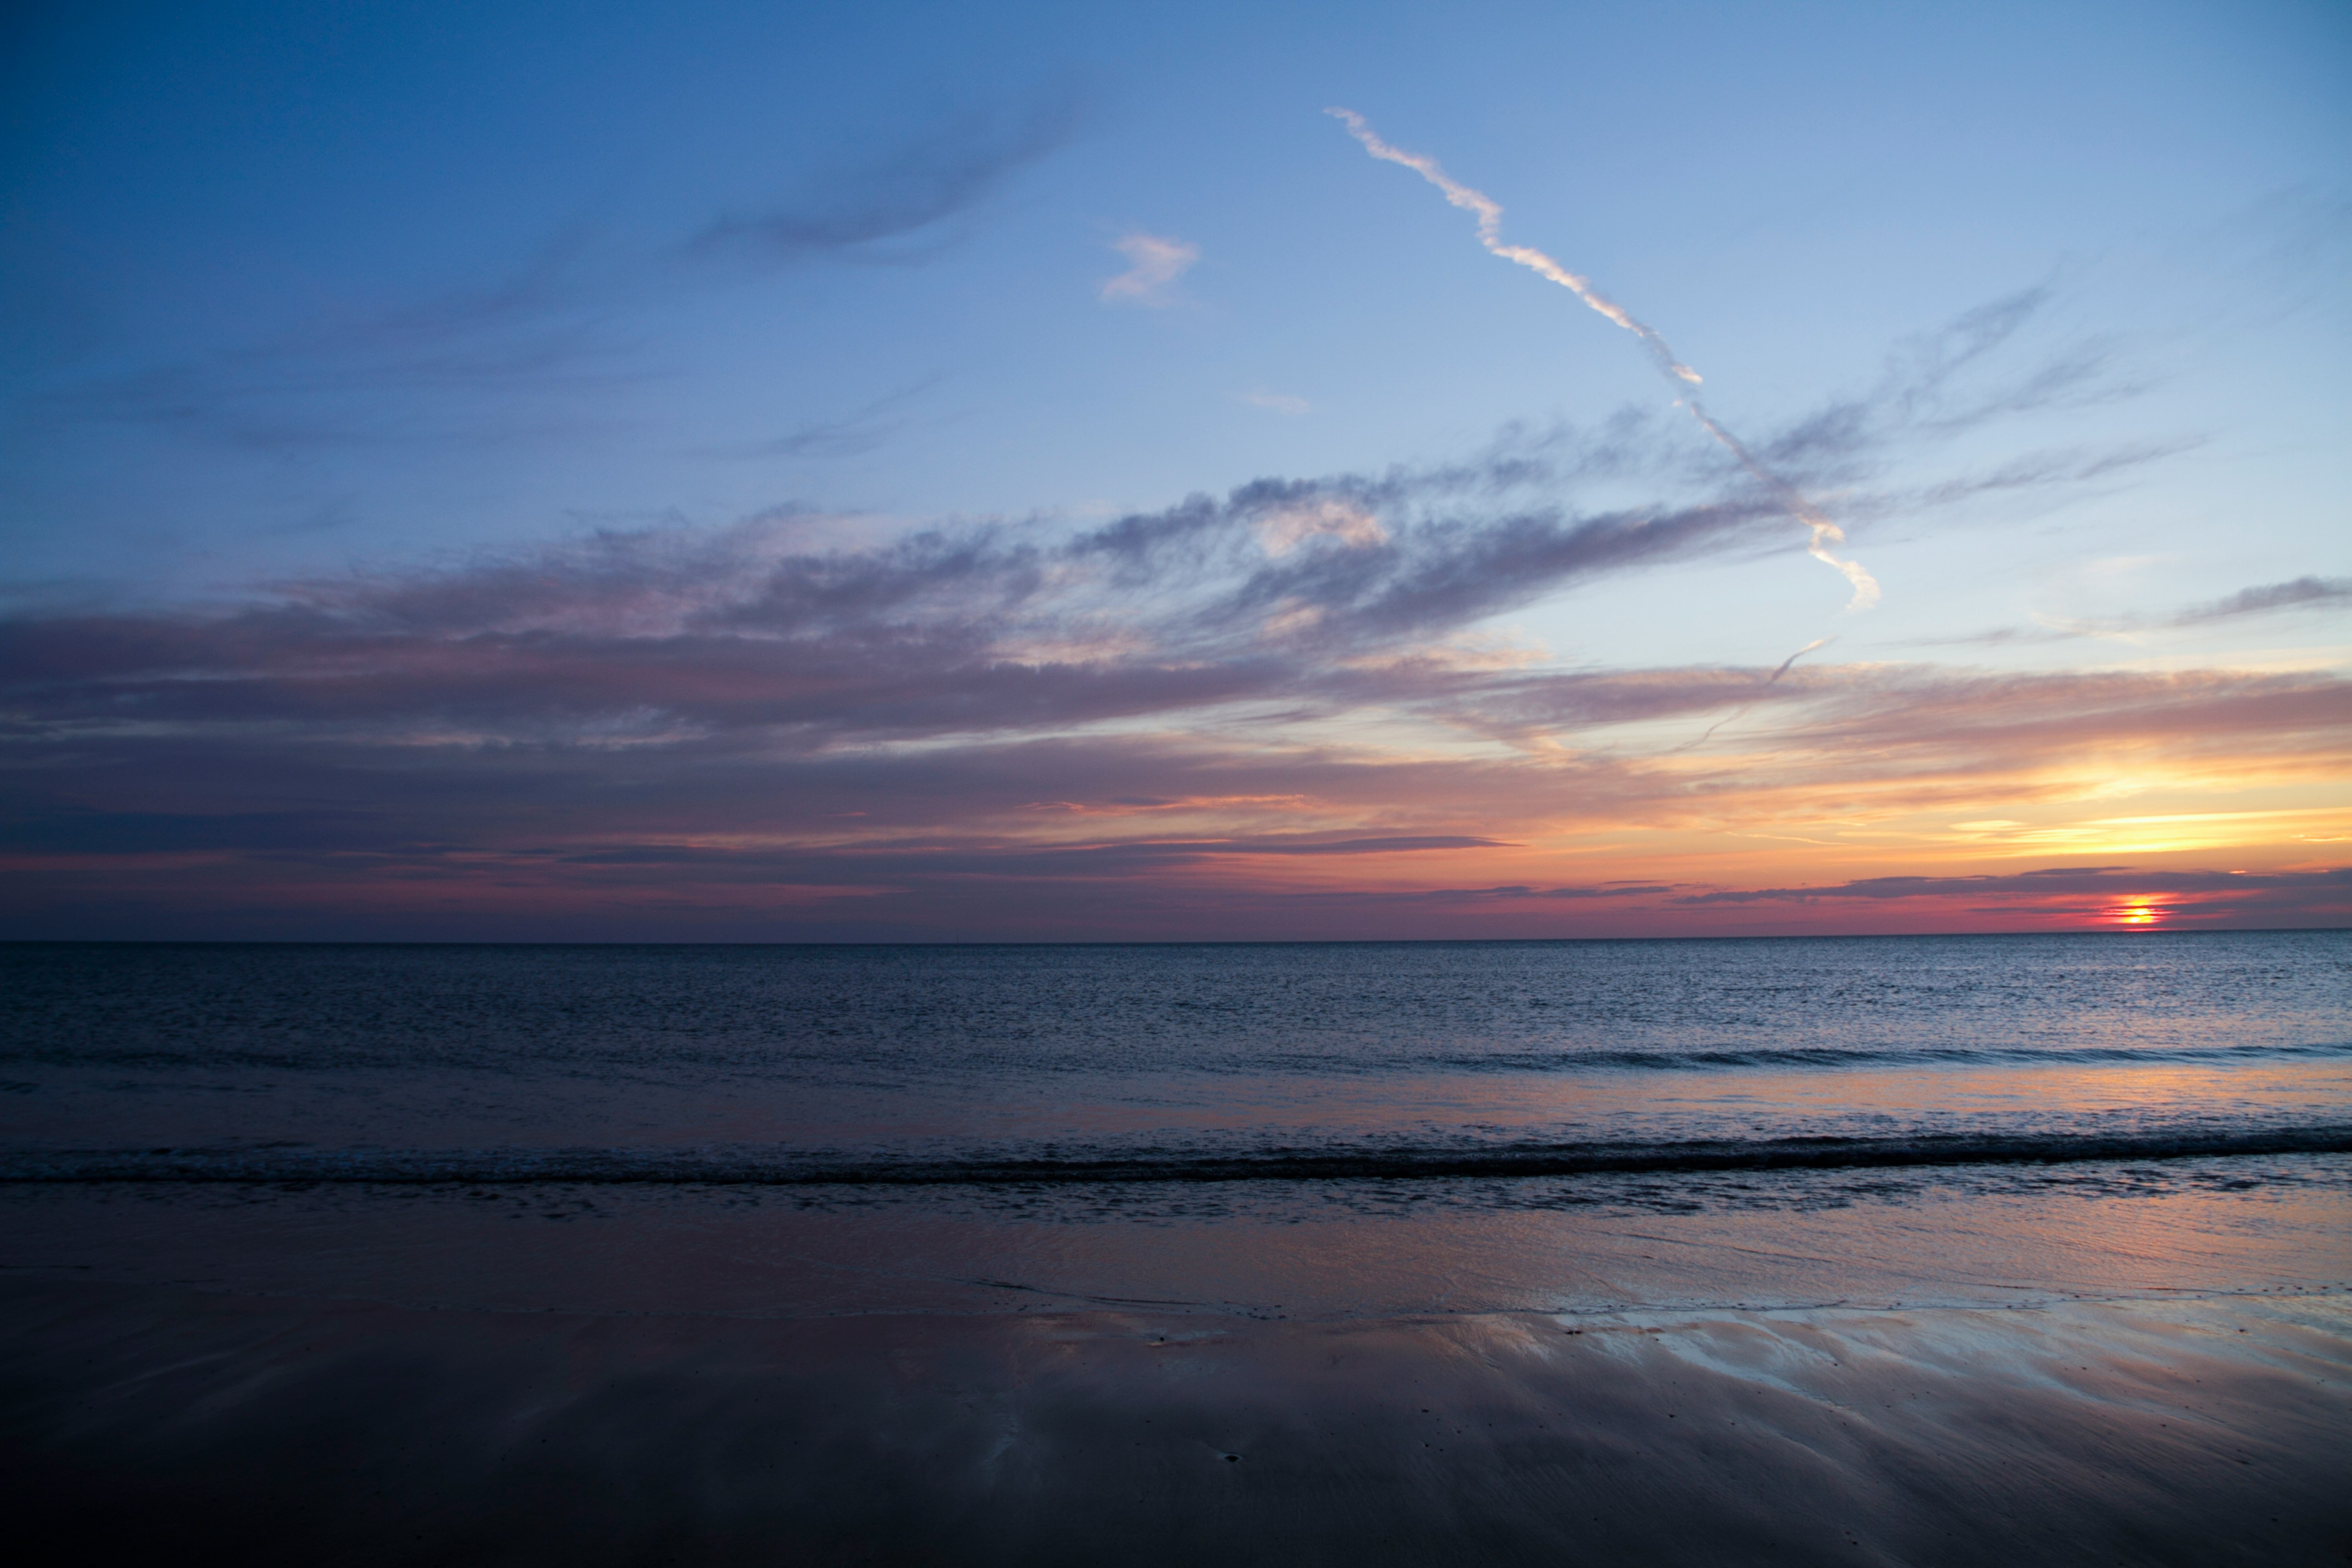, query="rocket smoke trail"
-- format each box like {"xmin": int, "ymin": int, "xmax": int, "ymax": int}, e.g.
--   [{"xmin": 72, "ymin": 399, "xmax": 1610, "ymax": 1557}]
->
[
  {"xmin": 1675, "ymin": 637, "xmax": 1833, "ymax": 753},
  {"xmin": 1328, "ymin": 108, "xmax": 1879, "ymax": 611},
  {"xmin": 1767, "ymin": 637, "xmax": 1832, "ymax": 685}
]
